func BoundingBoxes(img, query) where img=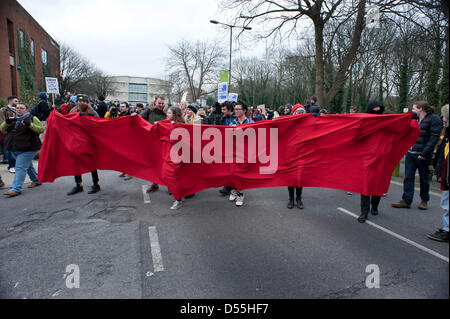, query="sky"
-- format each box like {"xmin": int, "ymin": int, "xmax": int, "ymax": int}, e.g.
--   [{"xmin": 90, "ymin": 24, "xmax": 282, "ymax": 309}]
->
[{"xmin": 17, "ymin": 0, "xmax": 263, "ymax": 80}]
